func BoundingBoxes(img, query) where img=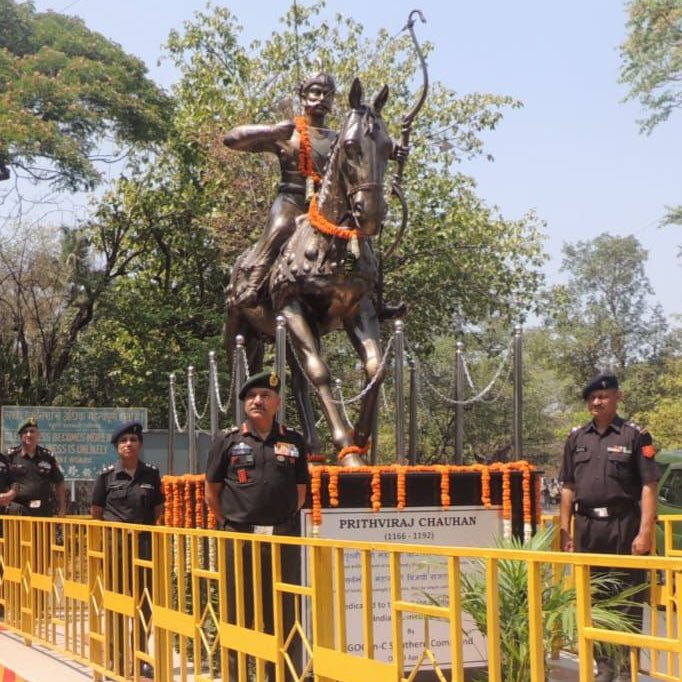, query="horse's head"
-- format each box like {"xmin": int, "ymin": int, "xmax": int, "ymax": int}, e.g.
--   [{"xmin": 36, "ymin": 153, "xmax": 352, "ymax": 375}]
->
[{"xmin": 335, "ymin": 78, "xmax": 392, "ymax": 236}]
